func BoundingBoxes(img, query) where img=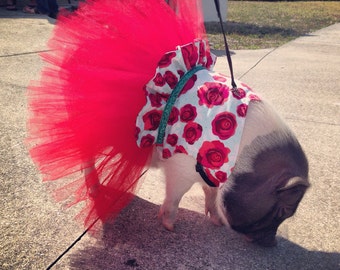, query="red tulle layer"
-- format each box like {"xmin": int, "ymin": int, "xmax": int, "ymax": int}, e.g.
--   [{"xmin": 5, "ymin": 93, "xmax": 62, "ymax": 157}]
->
[{"xmin": 27, "ymin": 0, "xmax": 207, "ymax": 229}]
